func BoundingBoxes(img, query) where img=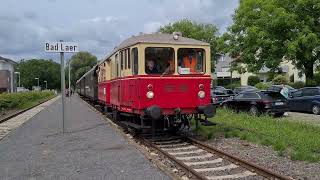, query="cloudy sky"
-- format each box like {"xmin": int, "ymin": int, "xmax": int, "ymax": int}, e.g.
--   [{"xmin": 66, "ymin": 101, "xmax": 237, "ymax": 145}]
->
[{"xmin": 0, "ymin": 0, "xmax": 239, "ymax": 62}]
